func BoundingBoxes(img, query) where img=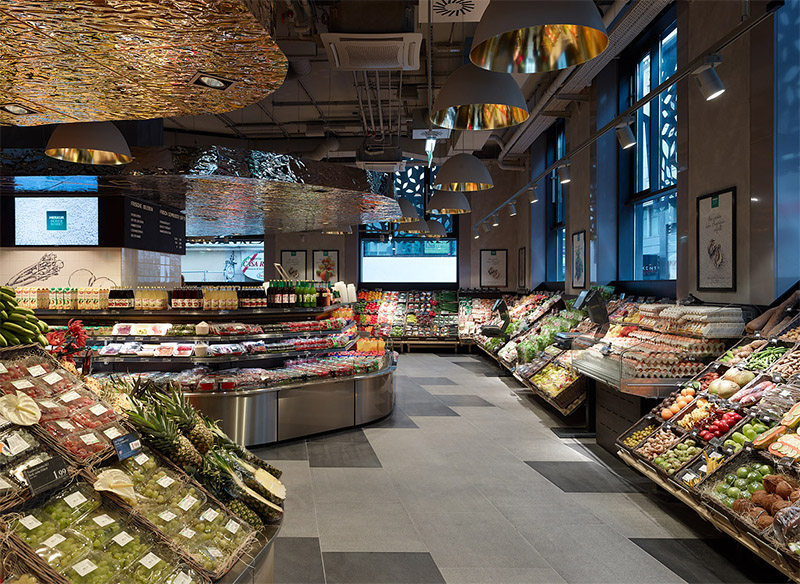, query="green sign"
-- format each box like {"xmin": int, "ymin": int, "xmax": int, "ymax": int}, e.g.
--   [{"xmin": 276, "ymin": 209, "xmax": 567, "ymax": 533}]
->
[
  {"xmin": 46, "ymin": 211, "xmax": 67, "ymax": 230},
  {"xmin": 711, "ymin": 195, "xmax": 719, "ymax": 208}
]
